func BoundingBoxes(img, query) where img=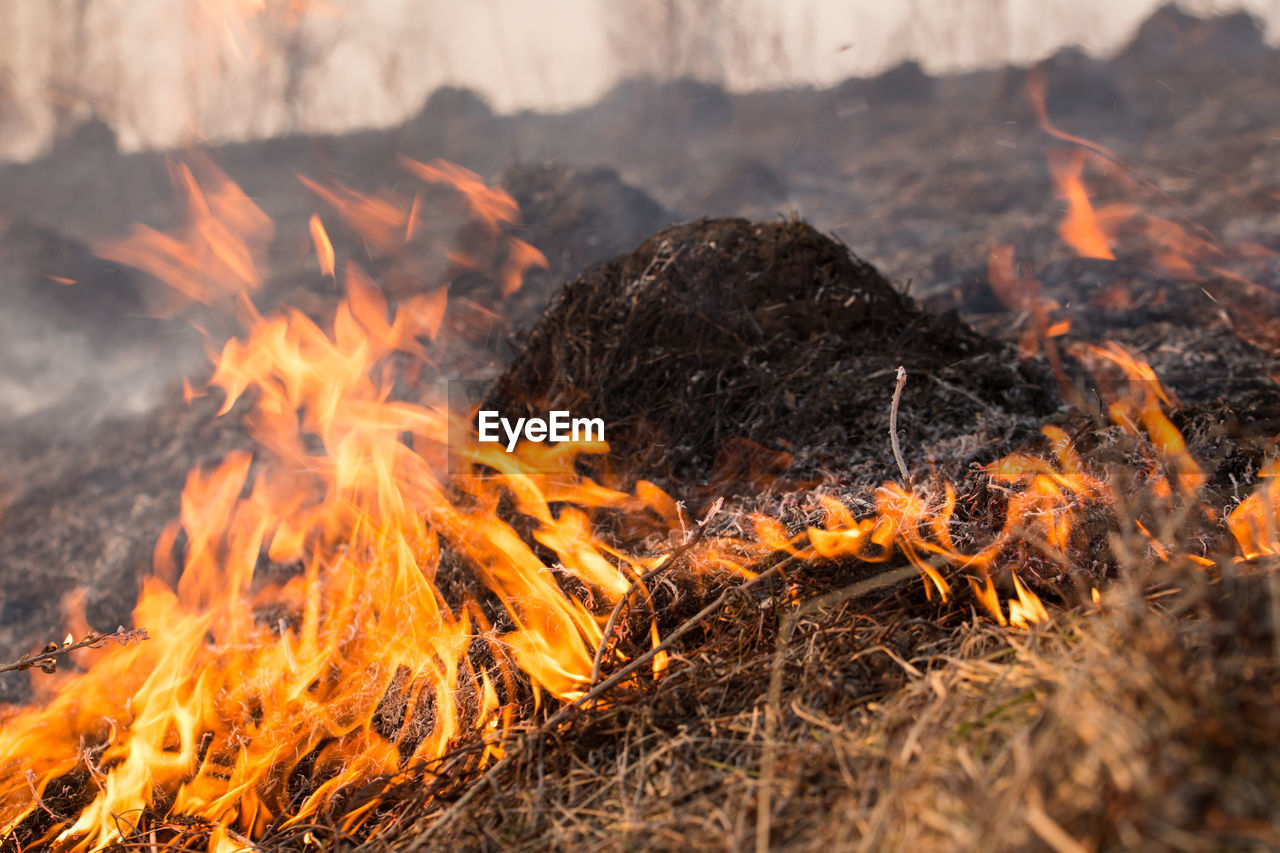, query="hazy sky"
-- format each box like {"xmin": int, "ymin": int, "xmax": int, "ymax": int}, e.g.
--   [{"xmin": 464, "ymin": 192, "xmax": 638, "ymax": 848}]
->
[{"xmin": 0, "ymin": 0, "xmax": 1276, "ymax": 159}]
